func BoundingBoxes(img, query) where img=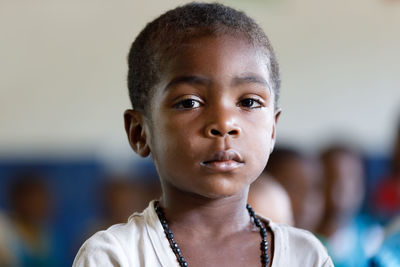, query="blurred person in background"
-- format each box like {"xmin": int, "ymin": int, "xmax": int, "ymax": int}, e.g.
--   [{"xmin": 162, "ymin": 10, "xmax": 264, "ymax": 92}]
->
[
  {"xmin": 372, "ymin": 119, "xmax": 400, "ymax": 223},
  {"xmin": 317, "ymin": 145, "xmax": 384, "ymax": 267},
  {"xmin": 78, "ymin": 173, "xmax": 162, "ymax": 238},
  {"xmin": 264, "ymin": 147, "xmax": 325, "ymax": 232},
  {"xmin": 0, "ymin": 210, "xmax": 17, "ymax": 266},
  {"xmin": 73, "ymin": 174, "xmax": 162, "ymax": 261},
  {"xmin": 248, "ymin": 172, "xmax": 294, "ymax": 225},
  {"xmin": 101, "ymin": 175, "xmax": 161, "ymax": 229},
  {"xmin": 101, "ymin": 178, "xmax": 149, "ymax": 227},
  {"xmin": 100, "ymin": 175, "xmax": 162, "ymax": 227},
  {"xmin": 1, "ymin": 171, "xmax": 59, "ymax": 267}
]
